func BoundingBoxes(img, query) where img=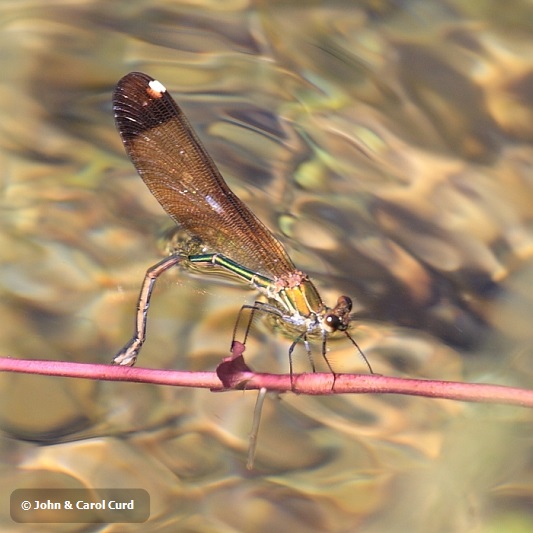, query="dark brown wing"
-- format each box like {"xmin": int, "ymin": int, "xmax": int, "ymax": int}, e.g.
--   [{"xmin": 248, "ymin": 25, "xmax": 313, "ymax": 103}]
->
[{"xmin": 113, "ymin": 72, "xmax": 296, "ymax": 278}]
